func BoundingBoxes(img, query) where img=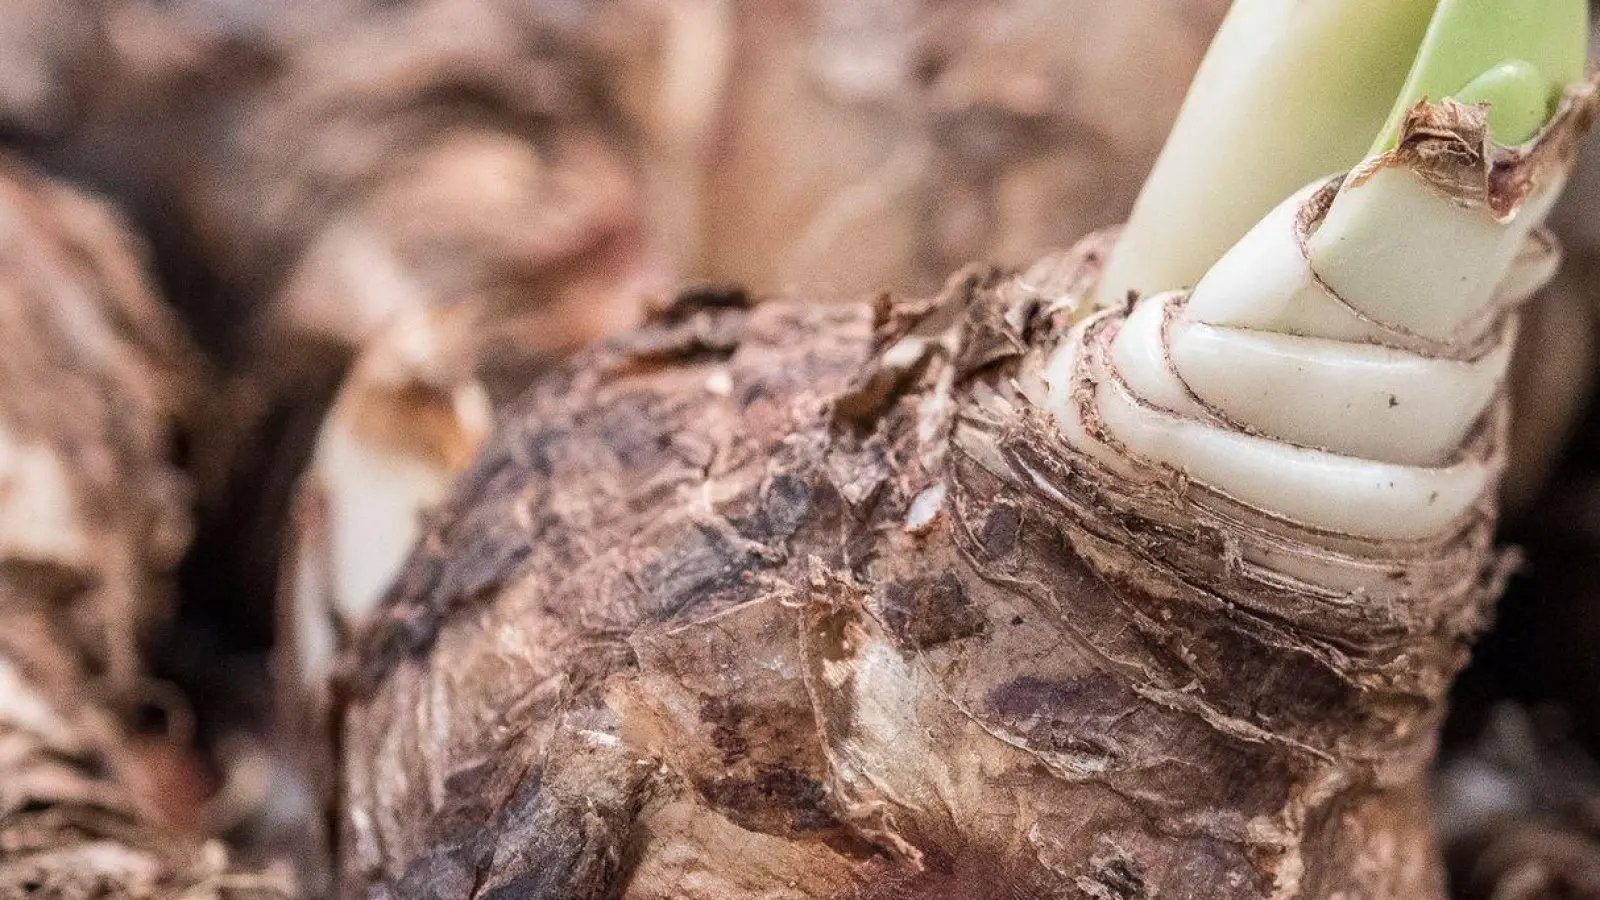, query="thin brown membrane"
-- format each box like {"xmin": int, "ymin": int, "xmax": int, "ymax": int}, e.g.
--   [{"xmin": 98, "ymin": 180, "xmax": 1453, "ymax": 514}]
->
[{"xmin": 1354, "ymin": 78, "xmax": 1600, "ymax": 221}]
